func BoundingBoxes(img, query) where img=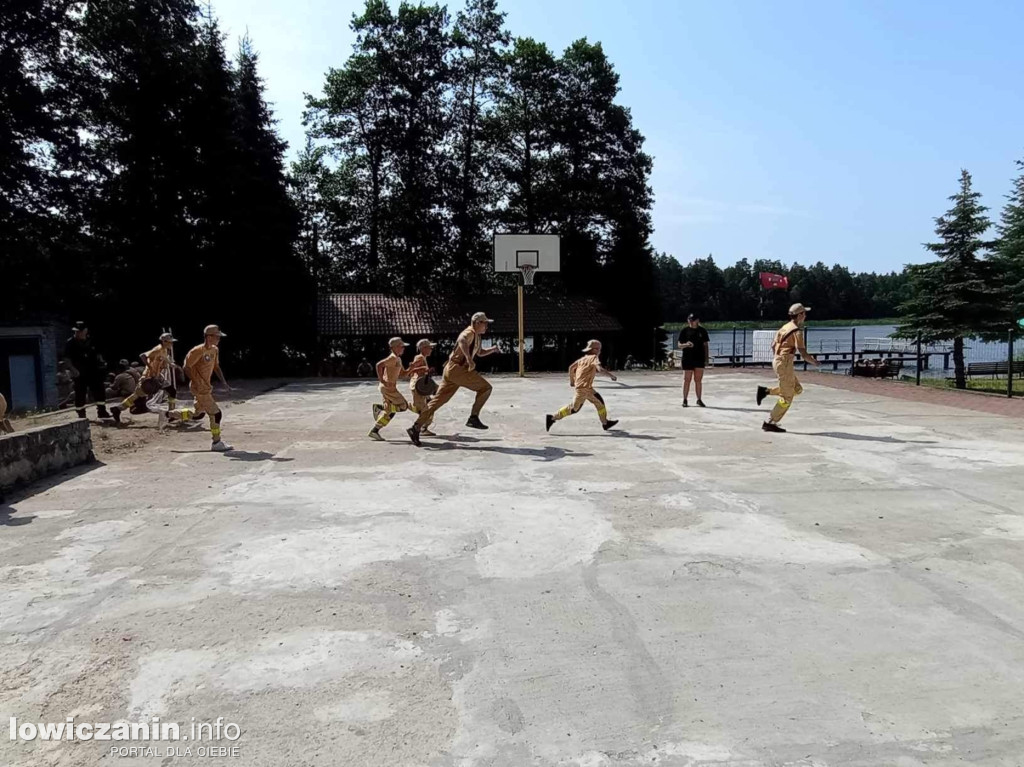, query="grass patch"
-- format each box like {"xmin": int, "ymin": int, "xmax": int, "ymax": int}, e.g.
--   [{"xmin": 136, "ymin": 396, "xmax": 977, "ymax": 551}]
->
[
  {"xmin": 663, "ymin": 318, "xmax": 900, "ymax": 331},
  {"xmin": 918, "ymin": 376, "xmax": 1024, "ymax": 395}
]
